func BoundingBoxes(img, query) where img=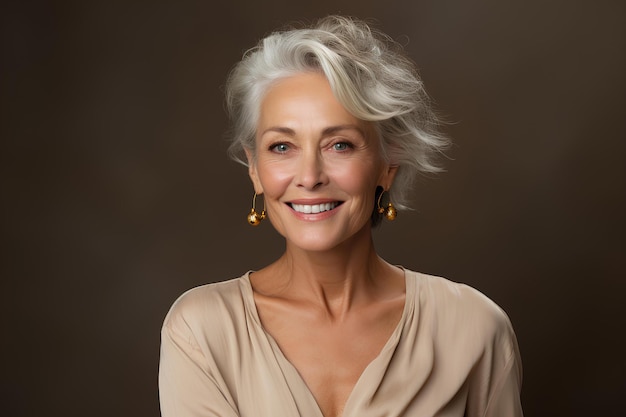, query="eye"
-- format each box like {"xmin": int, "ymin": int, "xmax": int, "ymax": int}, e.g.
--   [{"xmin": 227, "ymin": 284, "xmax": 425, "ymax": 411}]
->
[
  {"xmin": 332, "ymin": 142, "xmax": 352, "ymax": 151},
  {"xmin": 270, "ymin": 143, "xmax": 289, "ymax": 153}
]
